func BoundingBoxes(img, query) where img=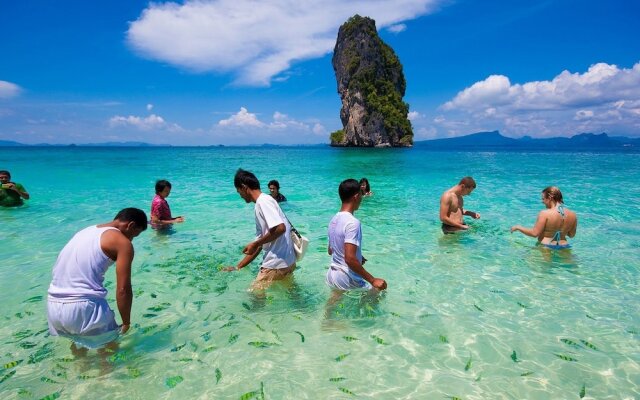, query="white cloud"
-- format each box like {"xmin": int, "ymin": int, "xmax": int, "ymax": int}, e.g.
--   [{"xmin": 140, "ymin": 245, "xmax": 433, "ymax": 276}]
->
[
  {"xmin": 218, "ymin": 107, "xmax": 265, "ymax": 127},
  {"xmin": 387, "ymin": 23, "xmax": 407, "ymax": 33},
  {"xmin": 147, "ymin": 104, "xmax": 154, "ymax": 111},
  {"xmin": 127, "ymin": 0, "xmax": 441, "ymax": 86},
  {"xmin": 312, "ymin": 123, "xmax": 326, "ymax": 135},
  {"xmin": 407, "ymin": 110, "xmax": 423, "ymax": 120},
  {"xmin": 109, "ymin": 113, "xmax": 183, "ymax": 132},
  {"xmin": 438, "ymin": 61, "xmax": 640, "ymax": 137},
  {"xmin": 0, "ymin": 80, "xmax": 22, "ymax": 98}
]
